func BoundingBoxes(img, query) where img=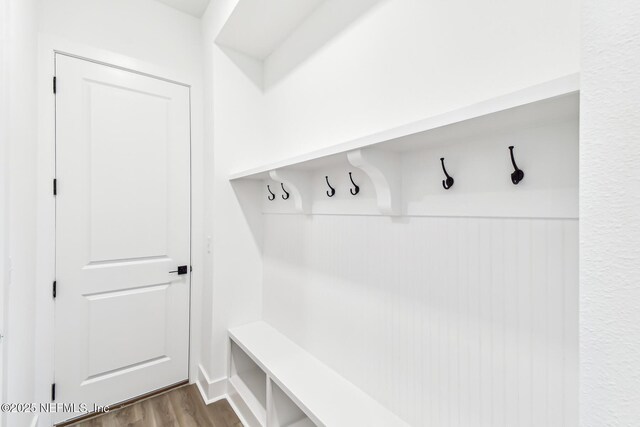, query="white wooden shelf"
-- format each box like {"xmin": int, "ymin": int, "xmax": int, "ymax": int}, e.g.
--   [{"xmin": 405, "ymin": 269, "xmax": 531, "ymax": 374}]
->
[
  {"xmin": 229, "ymin": 321, "xmax": 409, "ymax": 427},
  {"xmin": 229, "ymin": 74, "xmax": 579, "ymax": 181},
  {"xmin": 216, "ymin": 0, "xmax": 324, "ymax": 59},
  {"xmin": 229, "ymin": 74, "xmax": 580, "ymax": 219}
]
